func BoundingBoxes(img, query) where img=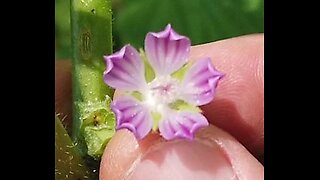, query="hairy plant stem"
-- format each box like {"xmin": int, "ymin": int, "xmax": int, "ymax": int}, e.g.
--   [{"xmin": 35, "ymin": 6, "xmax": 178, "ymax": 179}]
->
[{"xmin": 70, "ymin": 0, "xmax": 115, "ymax": 172}]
